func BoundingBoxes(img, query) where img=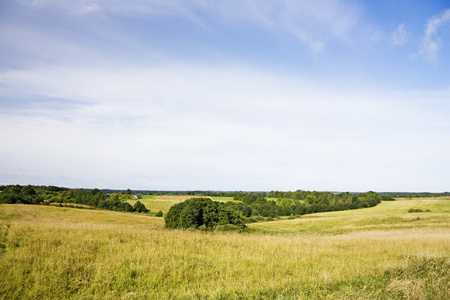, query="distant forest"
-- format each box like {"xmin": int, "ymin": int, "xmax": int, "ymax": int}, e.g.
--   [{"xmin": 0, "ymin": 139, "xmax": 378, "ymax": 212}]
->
[
  {"xmin": 0, "ymin": 185, "xmax": 447, "ymax": 221},
  {"xmin": 0, "ymin": 185, "xmax": 148, "ymax": 213}
]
